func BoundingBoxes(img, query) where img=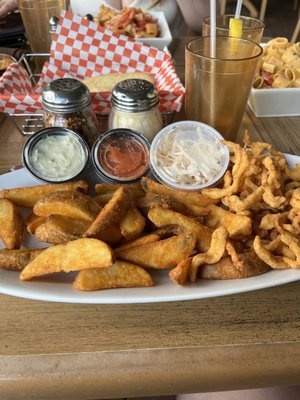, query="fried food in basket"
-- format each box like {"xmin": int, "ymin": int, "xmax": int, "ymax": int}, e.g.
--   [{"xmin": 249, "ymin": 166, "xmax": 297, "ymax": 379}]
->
[
  {"xmin": 0, "ymin": 180, "xmax": 88, "ymax": 208},
  {"xmin": 0, "ymin": 248, "xmax": 44, "ymax": 270},
  {"xmin": 20, "ymin": 238, "xmax": 114, "ymax": 281},
  {"xmin": 0, "ymin": 199, "xmax": 24, "ymax": 249},
  {"xmin": 33, "ymin": 190, "xmax": 100, "ymax": 222},
  {"xmin": 73, "ymin": 260, "xmax": 153, "ymax": 291}
]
